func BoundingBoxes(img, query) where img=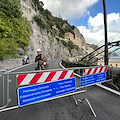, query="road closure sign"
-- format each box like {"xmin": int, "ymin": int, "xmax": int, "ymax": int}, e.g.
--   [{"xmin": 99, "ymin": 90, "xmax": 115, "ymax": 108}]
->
[
  {"xmin": 80, "ymin": 72, "xmax": 106, "ymax": 87},
  {"xmin": 17, "ymin": 77, "xmax": 76, "ymax": 107}
]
